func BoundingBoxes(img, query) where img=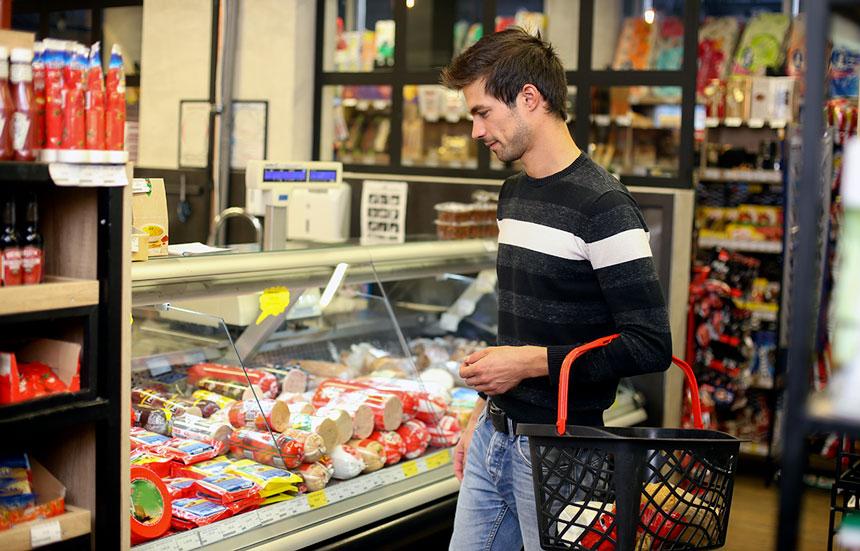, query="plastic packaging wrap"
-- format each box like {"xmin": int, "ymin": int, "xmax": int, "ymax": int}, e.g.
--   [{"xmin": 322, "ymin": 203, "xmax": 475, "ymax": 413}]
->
[
  {"xmin": 396, "ymin": 419, "xmax": 430, "ymax": 460},
  {"xmin": 367, "ymin": 430, "xmax": 406, "ymax": 465},
  {"xmin": 226, "ymin": 459, "xmax": 301, "ymax": 498},
  {"xmin": 188, "ymin": 363, "xmax": 279, "ymax": 399},
  {"xmin": 227, "ymin": 399, "xmax": 290, "ymax": 432},
  {"xmin": 330, "ymin": 445, "xmax": 366, "ymax": 480},
  {"xmin": 313, "ymin": 380, "xmax": 403, "ymax": 431}
]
